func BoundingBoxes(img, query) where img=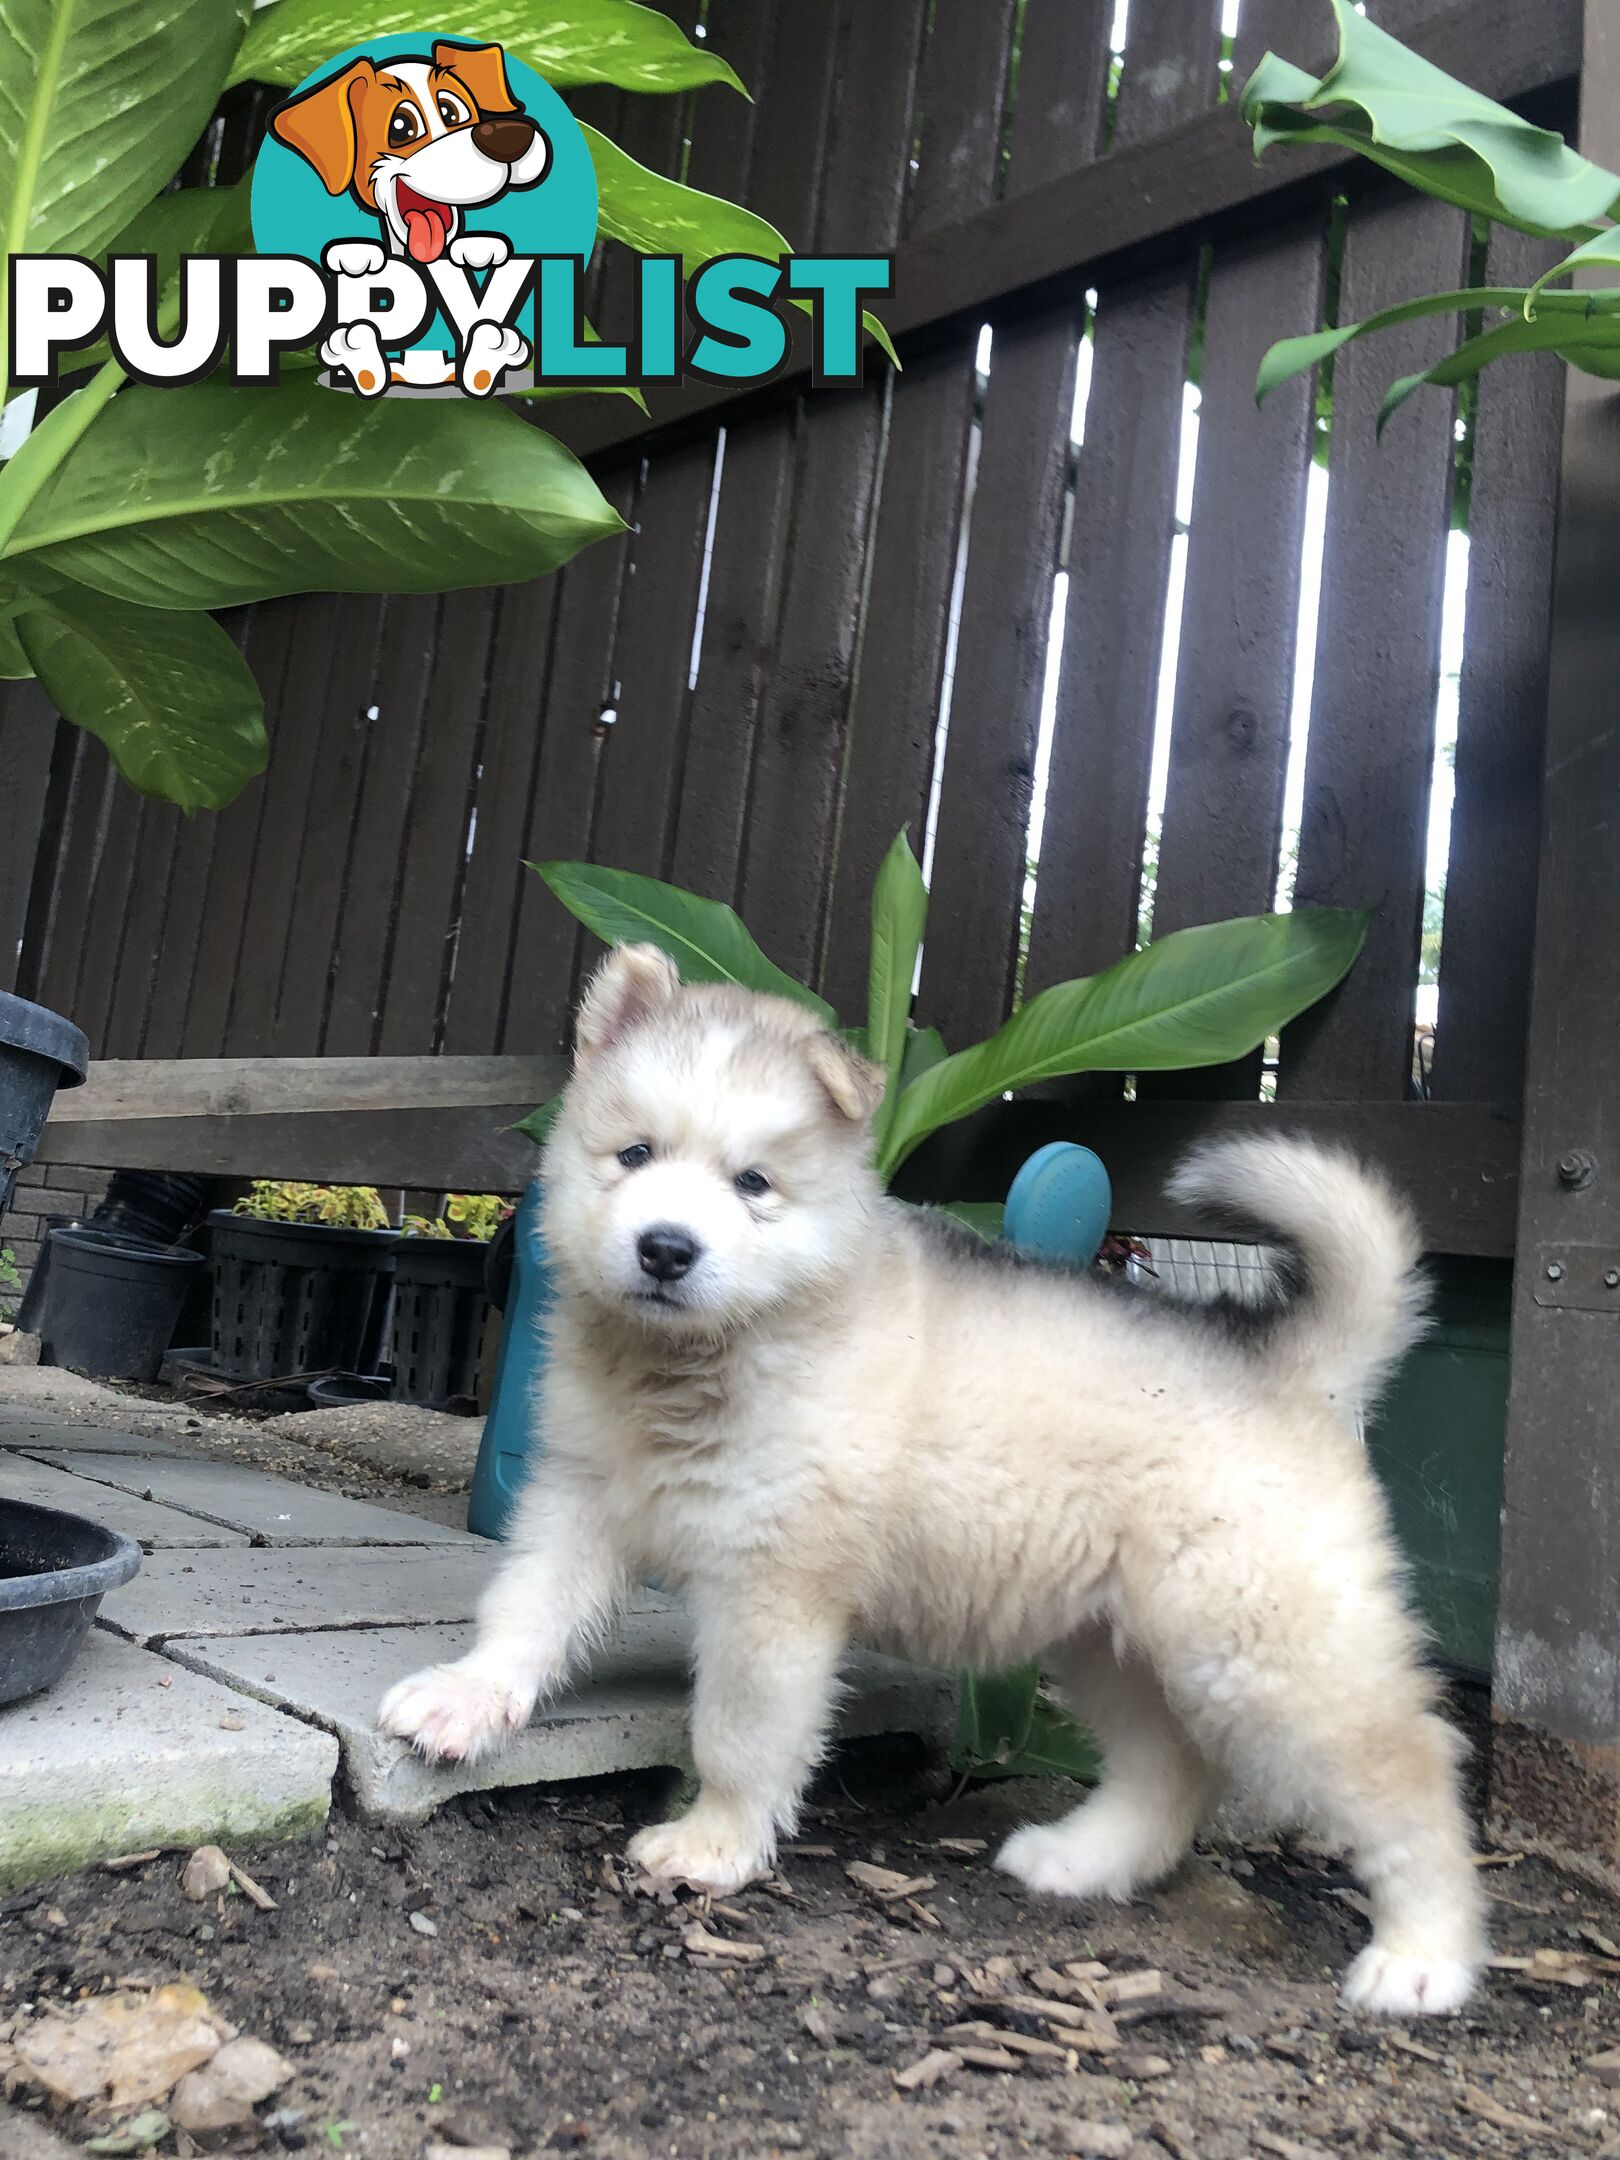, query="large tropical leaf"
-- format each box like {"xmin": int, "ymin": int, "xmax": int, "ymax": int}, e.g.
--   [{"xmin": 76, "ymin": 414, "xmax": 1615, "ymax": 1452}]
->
[
  {"xmin": 1253, "ymin": 284, "xmax": 1611, "ymax": 403},
  {"xmin": 583, "ymin": 123, "xmax": 899, "ymax": 367},
  {"xmin": 877, "ymin": 909, "xmax": 1369, "ymax": 1177},
  {"xmin": 867, "ymin": 828, "xmax": 927, "ymax": 1147},
  {"xmin": 231, "ymin": 0, "xmax": 742, "ymax": 94},
  {"xmin": 1243, "ymin": 0, "xmax": 1620, "ymax": 240},
  {"xmin": 532, "ymin": 860, "xmax": 834, "ymax": 1022},
  {"xmin": 16, "ymin": 585, "xmax": 266, "ymax": 809},
  {"xmin": 1378, "ymin": 309, "xmax": 1620, "ymax": 429},
  {"xmin": 954, "ymin": 1664, "xmax": 1099, "ymax": 1783},
  {"xmin": 1, "ymin": 378, "xmax": 625, "ymax": 609},
  {"xmin": 0, "ymin": 0, "xmax": 247, "ymax": 343},
  {"xmin": 49, "ymin": 180, "xmax": 256, "ymax": 383}
]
